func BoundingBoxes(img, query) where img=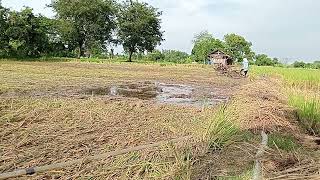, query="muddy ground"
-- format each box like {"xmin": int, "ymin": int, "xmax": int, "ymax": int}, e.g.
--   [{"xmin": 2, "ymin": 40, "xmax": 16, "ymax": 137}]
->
[{"xmin": 0, "ymin": 61, "xmax": 319, "ymax": 179}]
